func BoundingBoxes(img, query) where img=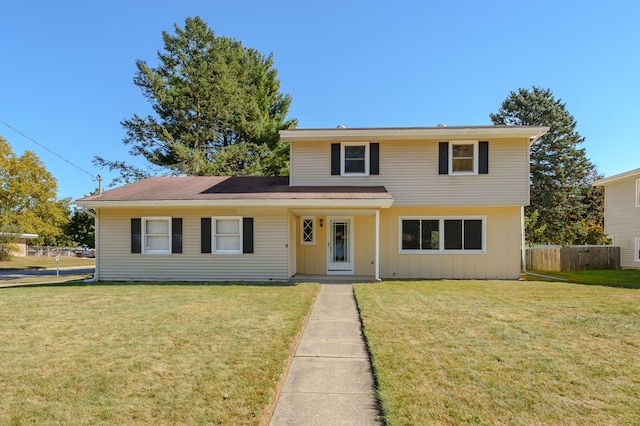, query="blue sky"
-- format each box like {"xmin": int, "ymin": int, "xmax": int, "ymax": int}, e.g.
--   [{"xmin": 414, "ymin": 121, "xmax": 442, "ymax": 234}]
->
[{"xmin": 1, "ymin": 0, "xmax": 638, "ymax": 201}]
